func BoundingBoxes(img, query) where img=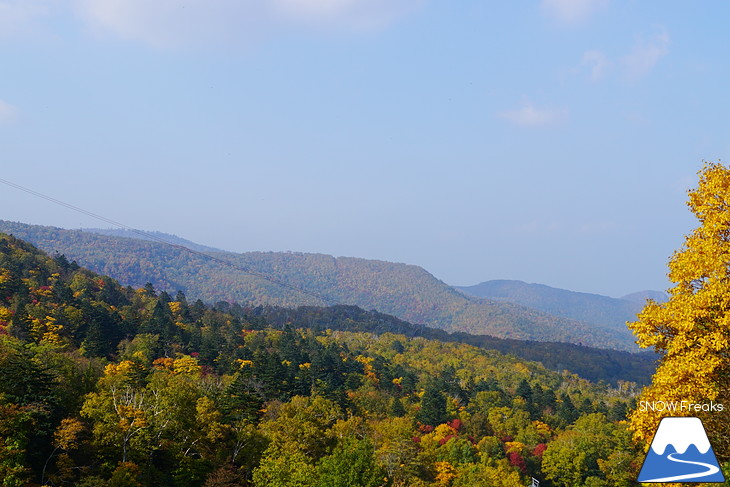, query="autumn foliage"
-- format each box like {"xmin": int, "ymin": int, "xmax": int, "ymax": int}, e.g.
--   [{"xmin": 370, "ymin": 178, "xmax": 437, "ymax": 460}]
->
[
  {"xmin": 629, "ymin": 162, "xmax": 730, "ymax": 459},
  {"xmin": 0, "ymin": 232, "xmax": 640, "ymax": 486}
]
